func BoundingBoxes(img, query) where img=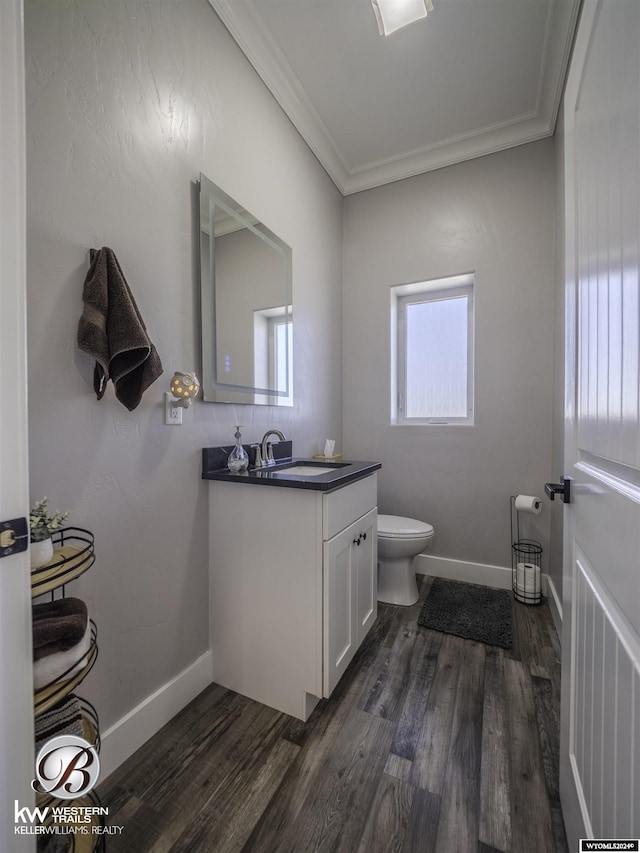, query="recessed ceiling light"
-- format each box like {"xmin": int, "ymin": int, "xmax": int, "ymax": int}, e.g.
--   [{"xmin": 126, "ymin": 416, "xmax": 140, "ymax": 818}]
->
[{"xmin": 371, "ymin": 0, "xmax": 433, "ymax": 37}]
